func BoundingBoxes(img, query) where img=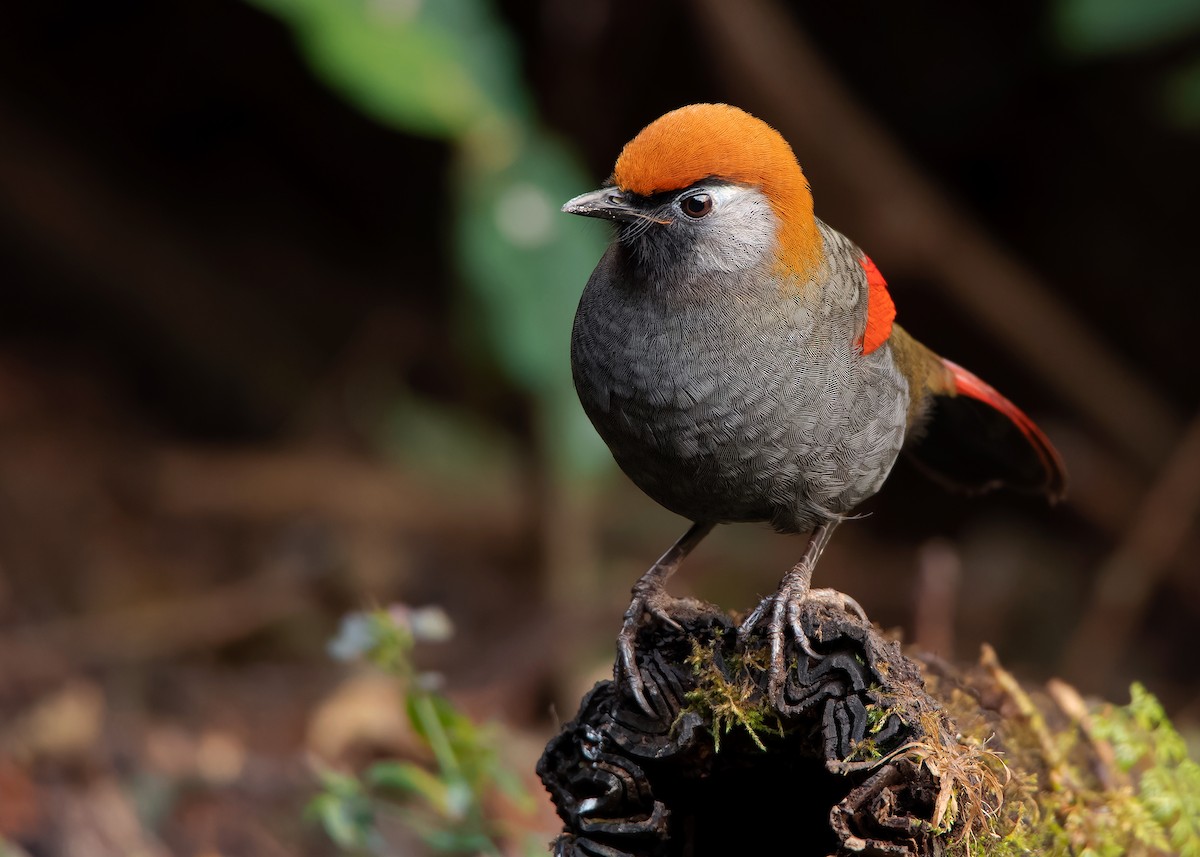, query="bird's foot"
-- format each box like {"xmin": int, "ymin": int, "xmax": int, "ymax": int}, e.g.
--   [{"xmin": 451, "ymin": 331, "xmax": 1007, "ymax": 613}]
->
[
  {"xmin": 737, "ymin": 576, "xmax": 815, "ymax": 701},
  {"xmin": 617, "ymin": 582, "xmax": 692, "ymax": 717},
  {"xmin": 614, "ymin": 522, "xmax": 715, "ymax": 718},
  {"xmin": 738, "ymin": 583, "xmax": 868, "ymax": 702}
]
